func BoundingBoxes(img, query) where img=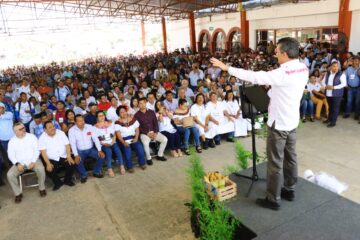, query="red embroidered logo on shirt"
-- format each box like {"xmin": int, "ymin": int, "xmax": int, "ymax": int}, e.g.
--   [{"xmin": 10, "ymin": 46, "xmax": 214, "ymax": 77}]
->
[
  {"xmin": 285, "ymin": 68, "xmax": 308, "ymax": 75},
  {"xmin": 87, "ymin": 131, "xmax": 92, "ymax": 136}
]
